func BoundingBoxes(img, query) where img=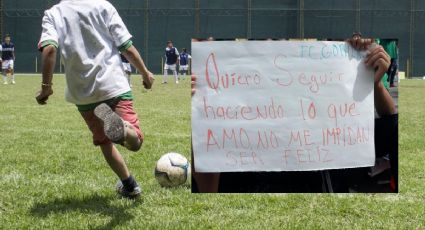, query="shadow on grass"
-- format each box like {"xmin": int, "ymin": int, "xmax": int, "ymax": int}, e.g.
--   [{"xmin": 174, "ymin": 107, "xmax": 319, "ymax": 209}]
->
[{"xmin": 30, "ymin": 194, "xmax": 141, "ymax": 229}]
